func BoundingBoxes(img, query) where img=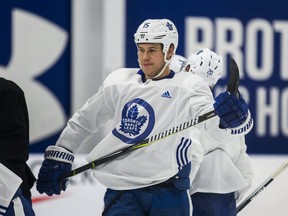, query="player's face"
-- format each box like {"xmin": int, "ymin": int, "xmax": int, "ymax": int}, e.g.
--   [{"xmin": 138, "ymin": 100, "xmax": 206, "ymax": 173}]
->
[{"xmin": 137, "ymin": 43, "xmax": 168, "ymax": 79}]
